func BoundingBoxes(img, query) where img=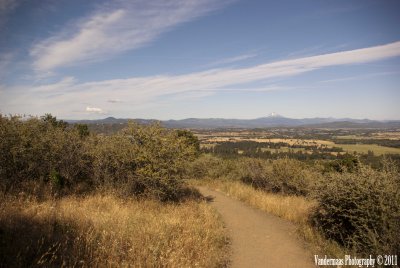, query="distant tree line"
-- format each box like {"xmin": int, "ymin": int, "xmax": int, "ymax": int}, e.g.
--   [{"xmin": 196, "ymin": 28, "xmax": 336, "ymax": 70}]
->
[
  {"xmin": 332, "ymin": 138, "xmax": 400, "ymax": 148},
  {"xmin": 201, "ymin": 140, "xmax": 400, "ymax": 169}
]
